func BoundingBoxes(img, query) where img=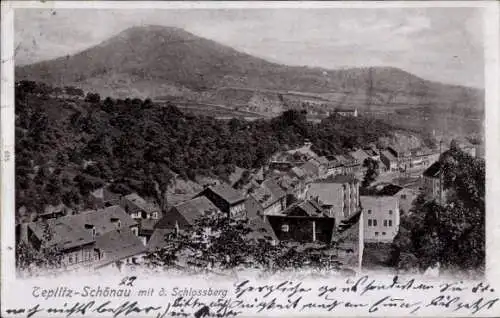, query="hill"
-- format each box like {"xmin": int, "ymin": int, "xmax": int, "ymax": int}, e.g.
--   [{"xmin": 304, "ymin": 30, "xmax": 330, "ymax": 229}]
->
[{"xmin": 16, "ymin": 25, "xmax": 483, "ymax": 115}]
